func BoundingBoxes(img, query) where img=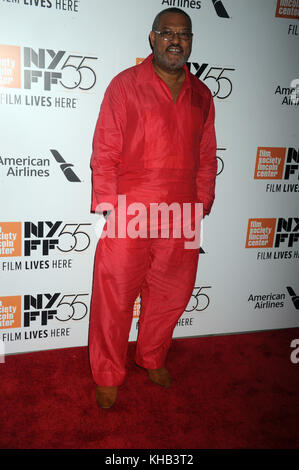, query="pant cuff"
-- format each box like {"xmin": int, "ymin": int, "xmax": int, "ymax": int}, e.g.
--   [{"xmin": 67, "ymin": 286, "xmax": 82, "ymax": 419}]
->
[{"xmin": 92, "ymin": 370, "xmax": 126, "ymax": 387}]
